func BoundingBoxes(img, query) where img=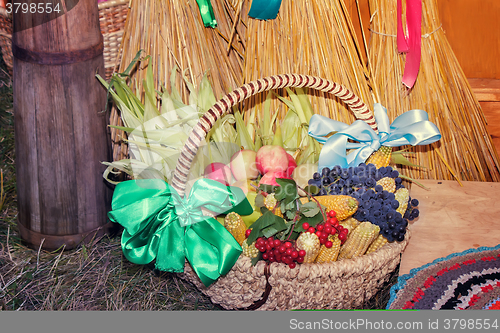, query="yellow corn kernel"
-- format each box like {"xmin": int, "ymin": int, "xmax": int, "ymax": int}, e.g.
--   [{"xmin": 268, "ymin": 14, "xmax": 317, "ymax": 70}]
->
[
  {"xmin": 376, "ymin": 177, "xmax": 396, "ymax": 193},
  {"xmin": 366, "ymin": 145, "xmax": 392, "ymax": 169},
  {"xmin": 315, "ymin": 234, "xmax": 341, "ymax": 263},
  {"xmin": 224, "ymin": 212, "xmax": 247, "ymax": 245},
  {"xmin": 395, "ymin": 188, "xmax": 410, "ymax": 215},
  {"xmin": 301, "ymin": 195, "xmax": 358, "ymax": 220},
  {"xmin": 366, "ymin": 234, "xmax": 389, "ymax": 254},
  {"xmin": 296, "ymin": 232, "xmax": 321, "ymax": 263},
  {"xmin": 264, "ymin": 193, "xmax": 283, "ymax": 217},
  {"xmin": 338, "ymin": 222, "xmax": 380, "ymax": 260},
  {"xmin": 339, "ymin": 217, "xmax": 360, "ymax": 234},
  {"xmin": 241, "ymin": 239, "xmax": 259, "ymax": 258}
]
